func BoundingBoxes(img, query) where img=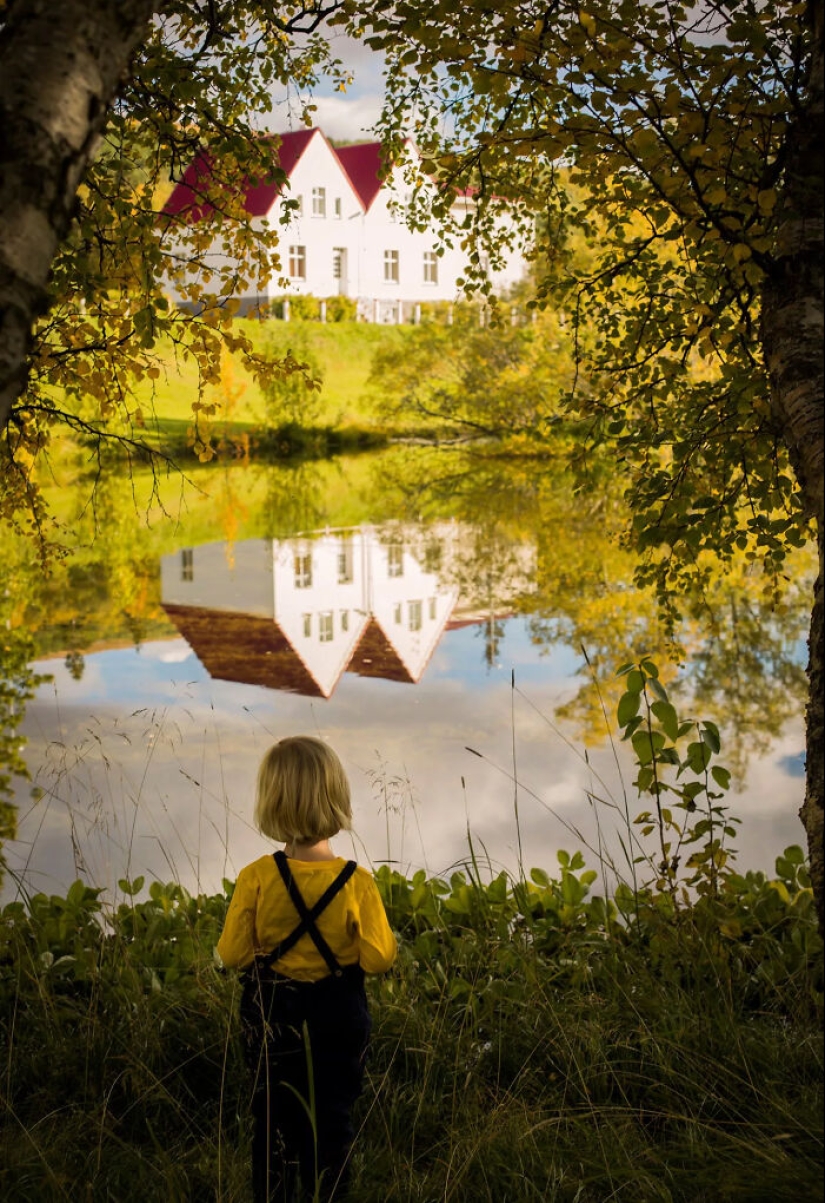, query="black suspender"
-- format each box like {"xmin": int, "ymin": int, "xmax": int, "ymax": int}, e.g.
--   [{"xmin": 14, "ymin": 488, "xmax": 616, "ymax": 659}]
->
[{"xmin": 260, "ymin": 851, "xmax": 357, "ymax": 978}]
